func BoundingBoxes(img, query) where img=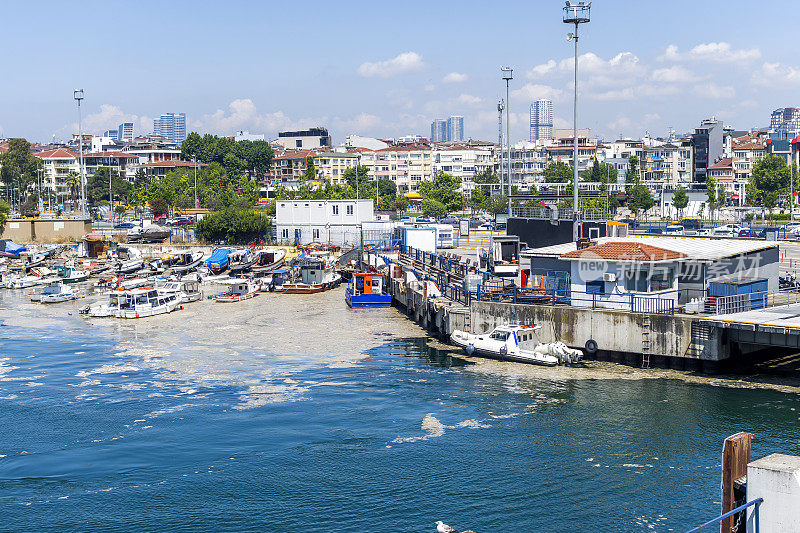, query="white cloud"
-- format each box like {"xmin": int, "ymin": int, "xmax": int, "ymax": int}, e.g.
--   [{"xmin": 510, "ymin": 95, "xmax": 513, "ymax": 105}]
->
[
  {"xmin": 650, "ymin": 65, "xmax": 701, "ymax": 83},
  {"xmin": 592, "ymin": 88, "xmax": 635, "ymax": 101},
  {"xmin": 68, "ymin": 104, "xmax": 152, "ymax": 137},
  {"xmin": 510, "ymin": 83, "xmax": 565, "ymax": 102},
  {"xmin": 752, "ymin": 62, "xmax": 800, "ymax": 86},
  {"xmin": 192, "ymin": 98, "xmax": 306, "ymax": 135},
  {"xmin": 527, "ymin": 59, "xmax": 557, "ymax": 78},
  {"xmin": 453, "ymin": 93, "xmax": 482, "ymax": 106},
  {"xmin": 659, "ymin": 42, "xmax": 761, "ymax": 63},
  {"xmin": 442, "ymin": 72, "xmax": 468, "ymax": 83},
  {"xmin": 357, "ymin": 52, "xmax": 424, "ymax": 78},
  {"xmin": 692, "ymin": 83, "xmax": 735, "ymax": 99},
  {"xmin": 332, "ymin": 113, "xmax": 382, "ymax": 133},
  {"xmin": 385, "ymin": 89, "xmax": 414, "ymax": 110}
]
